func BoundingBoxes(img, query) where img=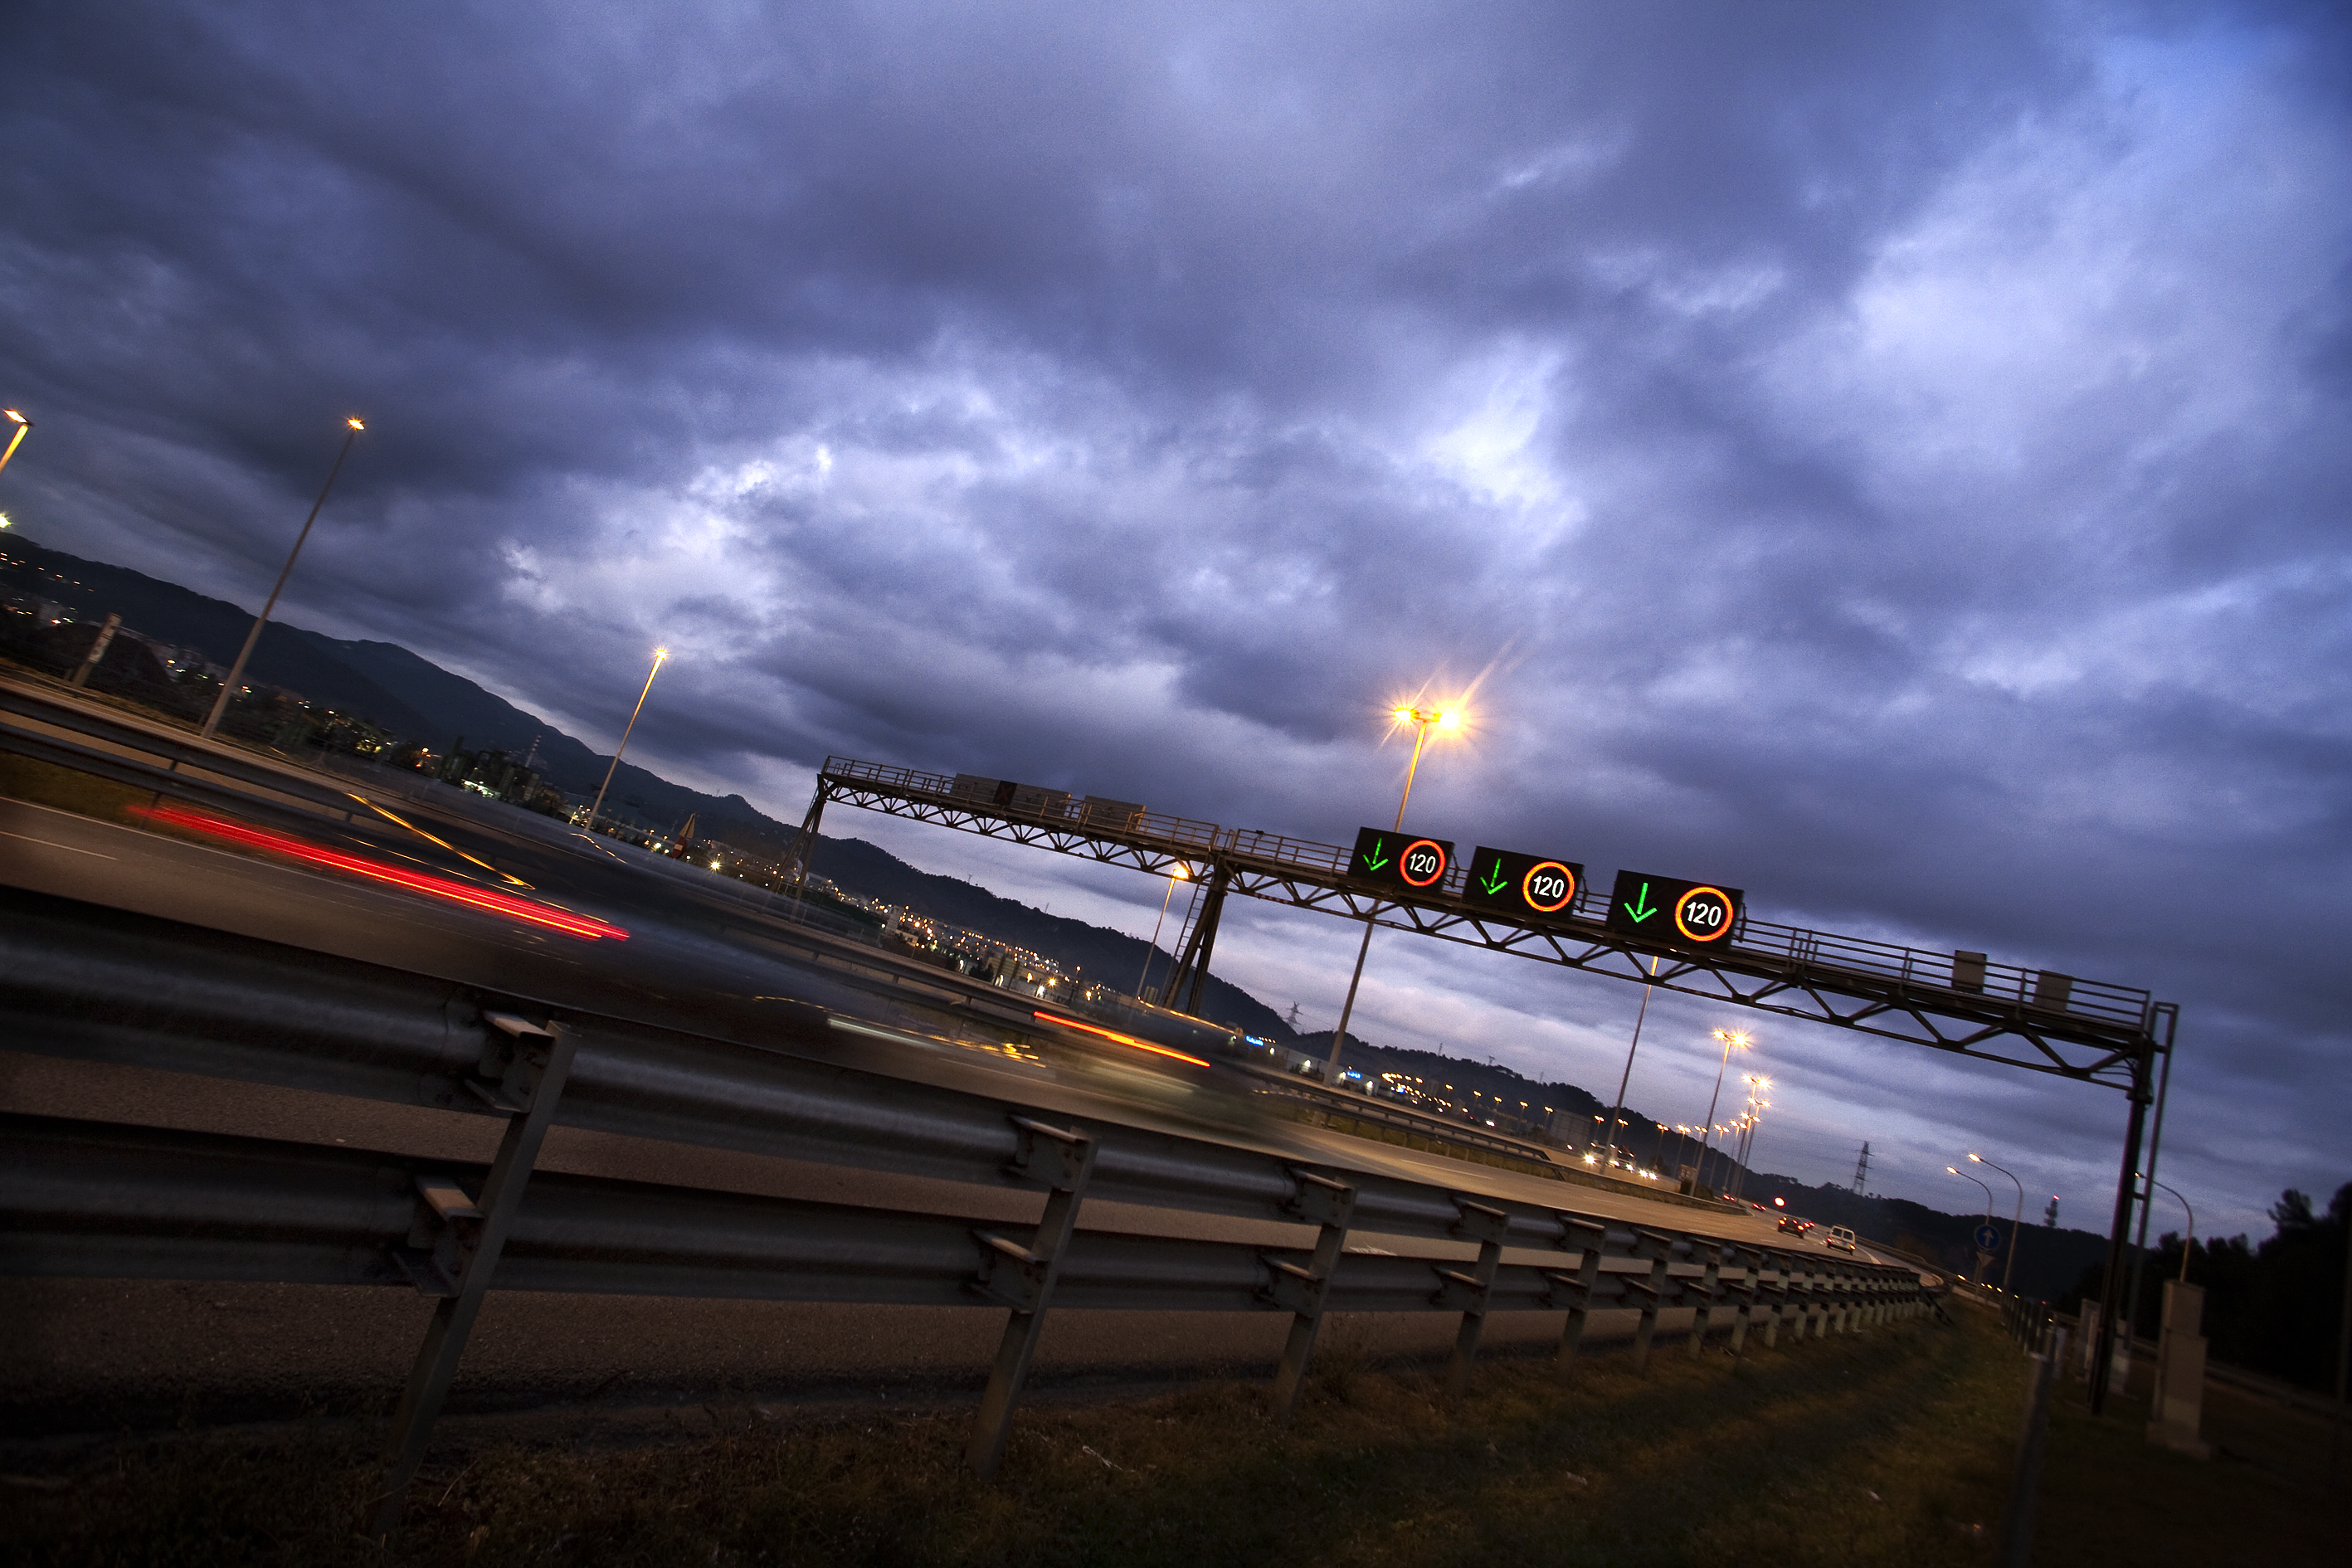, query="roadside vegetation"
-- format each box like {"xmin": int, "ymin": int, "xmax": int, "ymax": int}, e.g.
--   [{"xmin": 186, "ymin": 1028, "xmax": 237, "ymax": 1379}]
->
[
  {"xmin": 2067, "ymin": 1181, "xmax": 2351, "ymax": 1396},
  {"xmin": 7, "ymin": 1302, "xmax": 2337, "ymax": 1567}
]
